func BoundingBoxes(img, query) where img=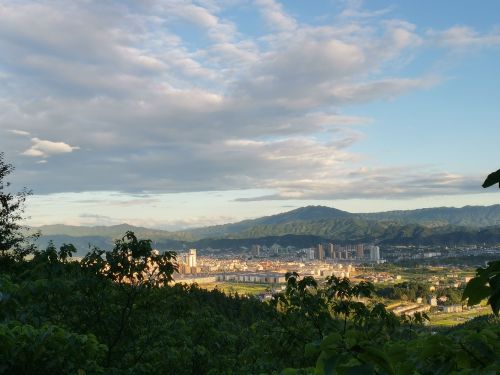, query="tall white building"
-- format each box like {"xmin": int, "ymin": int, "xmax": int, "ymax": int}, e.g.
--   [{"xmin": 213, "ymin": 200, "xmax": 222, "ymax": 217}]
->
[
  {"xmin": 307, "ymin": 248, "xmax": 315, "ymax": 260},
  {"xmin": 251, "ymin": 245, "xmax": 261, "ymax": 257},
  {"xmin": 370, "ymin": 246, "xmax": 380, "ymax": 261},
  {"xmin": 188, "ymin": 249, "xmax": 197, "ymax": 268}
]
